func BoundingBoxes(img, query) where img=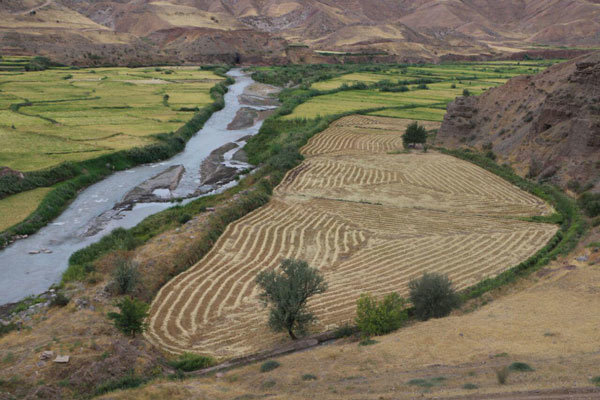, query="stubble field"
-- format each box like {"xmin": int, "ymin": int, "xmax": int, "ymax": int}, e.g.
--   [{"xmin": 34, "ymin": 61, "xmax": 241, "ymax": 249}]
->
[{"xmin": 145, "ymin": 115, "xmax": 557, "ymax": 358}]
